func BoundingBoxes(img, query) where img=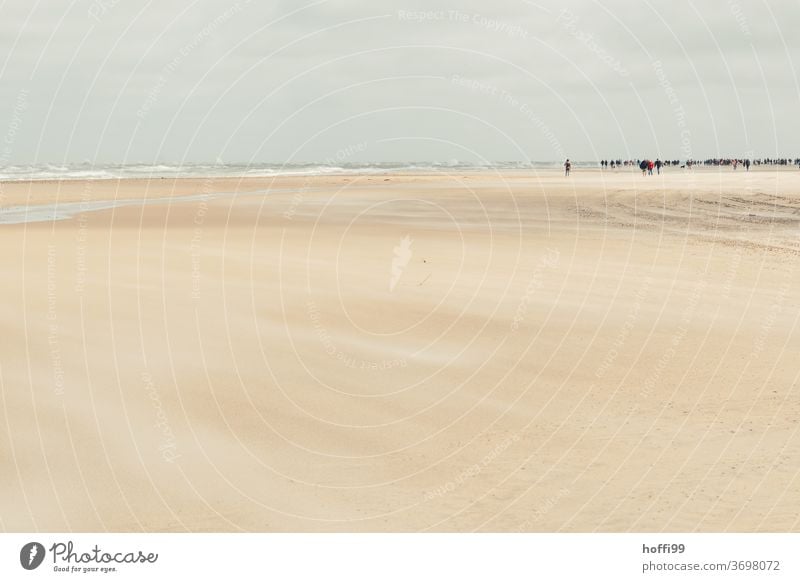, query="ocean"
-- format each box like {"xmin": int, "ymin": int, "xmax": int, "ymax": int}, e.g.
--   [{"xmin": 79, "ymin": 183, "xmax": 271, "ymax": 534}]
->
[{"xmin": 0, "ymin": 161, "xmax": 596, "ymax": 182}]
